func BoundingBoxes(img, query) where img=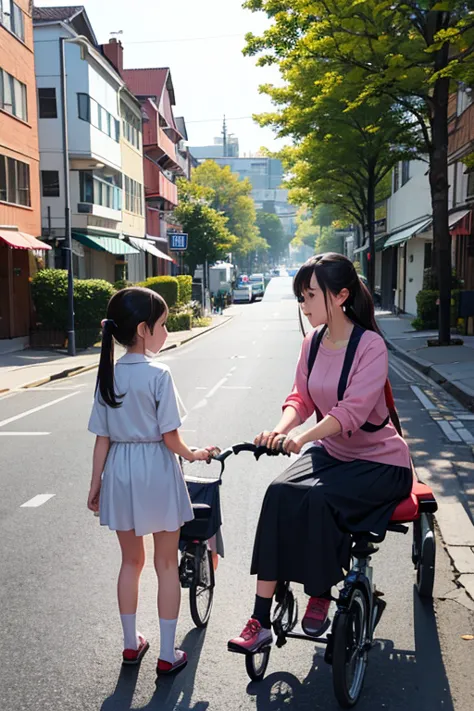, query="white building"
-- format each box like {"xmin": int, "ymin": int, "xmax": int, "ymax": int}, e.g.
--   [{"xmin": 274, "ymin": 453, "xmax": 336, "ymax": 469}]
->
[{"xmin": 33, "ymin": 6, "xmax": 142, "ymax": 282}]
